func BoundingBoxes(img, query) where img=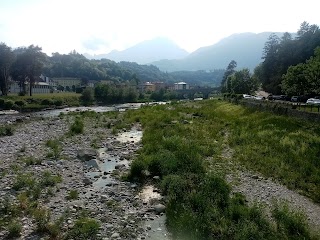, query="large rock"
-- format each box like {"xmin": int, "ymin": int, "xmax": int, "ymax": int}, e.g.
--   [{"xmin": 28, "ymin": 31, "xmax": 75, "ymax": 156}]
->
[
  {"xmin": 77, "ymin": 149, "xmax": 98, "ymax": 161},
  {"xmin": 153, "ymin": 203, "xmax": 166, "ymax": 214}
]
